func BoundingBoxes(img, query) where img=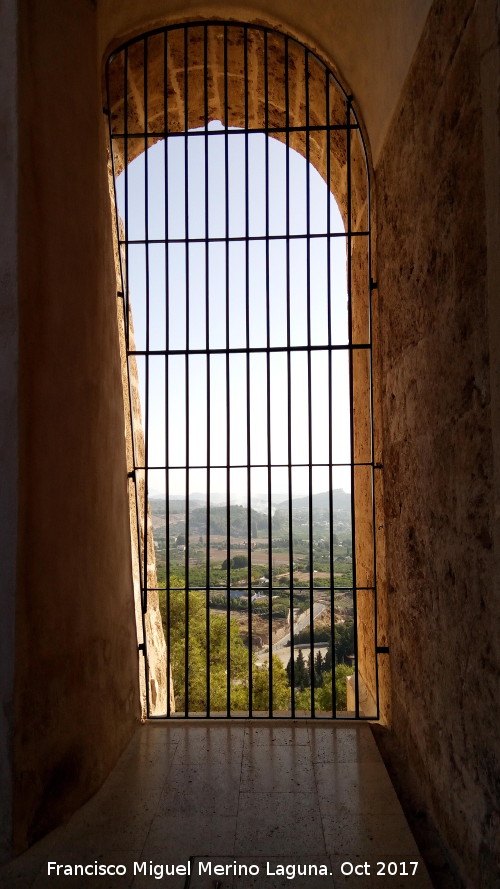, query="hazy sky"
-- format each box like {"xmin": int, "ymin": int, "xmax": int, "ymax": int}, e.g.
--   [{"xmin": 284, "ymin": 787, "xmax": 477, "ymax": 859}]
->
[{"xmin": 116, "ymin": 123, "xmax": 352, "ymax": 498}]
